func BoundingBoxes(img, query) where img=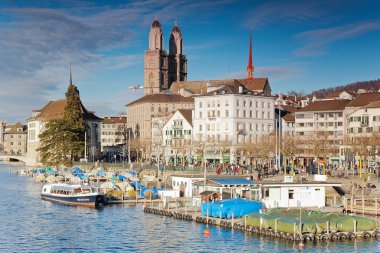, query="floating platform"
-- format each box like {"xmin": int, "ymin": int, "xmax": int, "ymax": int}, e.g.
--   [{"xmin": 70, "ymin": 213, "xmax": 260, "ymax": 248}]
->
[{"xmin": 143, "ymin": 207, "xmax": 380, "ymax": 243}]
